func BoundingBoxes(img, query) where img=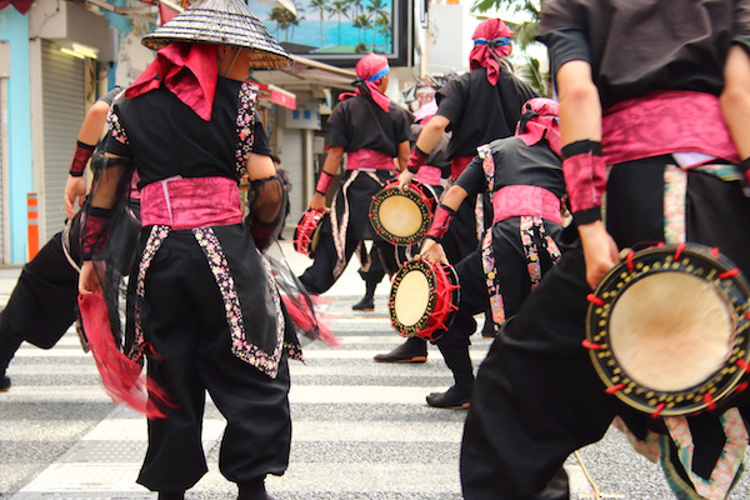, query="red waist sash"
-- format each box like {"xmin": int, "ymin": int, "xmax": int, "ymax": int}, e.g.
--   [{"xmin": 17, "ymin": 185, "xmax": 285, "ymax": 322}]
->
[
  {"xmin": 492, "ymin": 185, "xmax": 563, "ymax": 225},
  {"xmin": 602, "ymin": 90, "xmax": 740, "ymax": 166},
  {"xmin": 345, "ymin": 149, "xmax": 395, "ymax": 171},
  {"xmin": 140, "ymin": 176, "xmax": 243, "ymax": 230},
  {"xmin": 451, "ymin": 155, "xmax": 474, "ymax": 180}
]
